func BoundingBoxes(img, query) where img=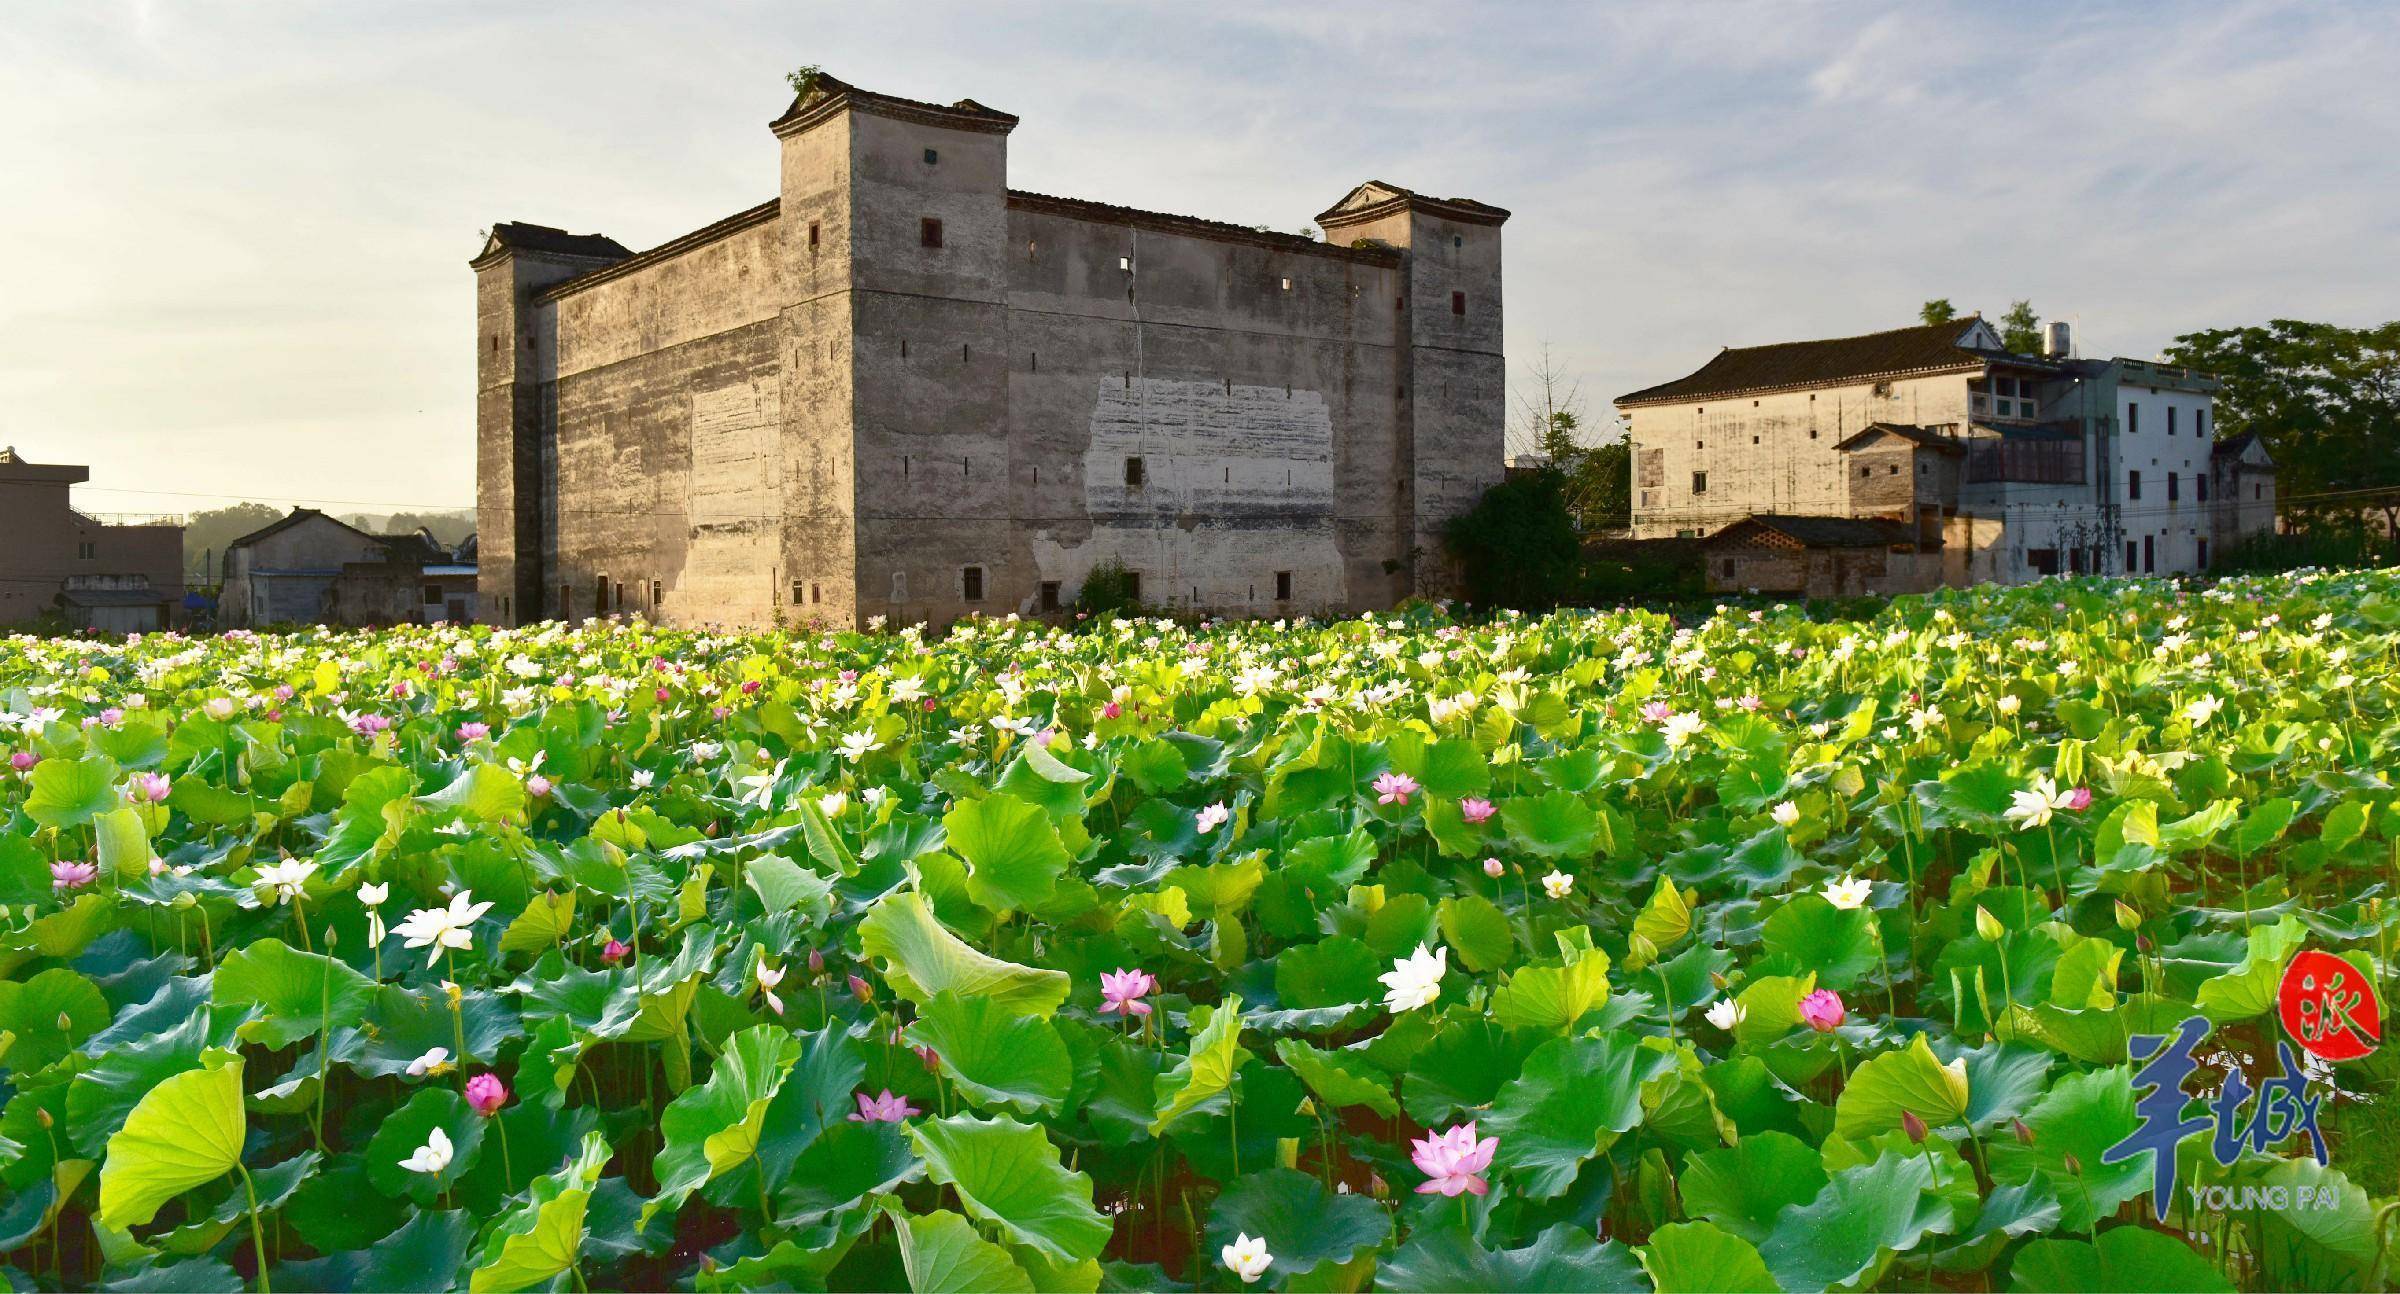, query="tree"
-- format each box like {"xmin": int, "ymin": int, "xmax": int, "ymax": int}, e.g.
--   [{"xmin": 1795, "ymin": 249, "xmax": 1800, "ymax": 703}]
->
[
  {"xmin": 2163, "ymin": 319, "xmax": 2400, "ymax": 534},
  {"xmin": 181, "ymin": 503, "xmax": 284, "ymax": 583},
  {"xmin": 1511, "ymin": 346, "xmax": 1630, "ymax": 531},
  {"xmin": 1445, "ymin": 469, "xmax": 1581, "ymax": 611},
  {"xmin": 1999, "ymin": 300, "xmax": 2042, "ymax": 354},
  {"xmin": 1919, "ymin": 299, "xmax": 1958, "ymax": 326}
]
